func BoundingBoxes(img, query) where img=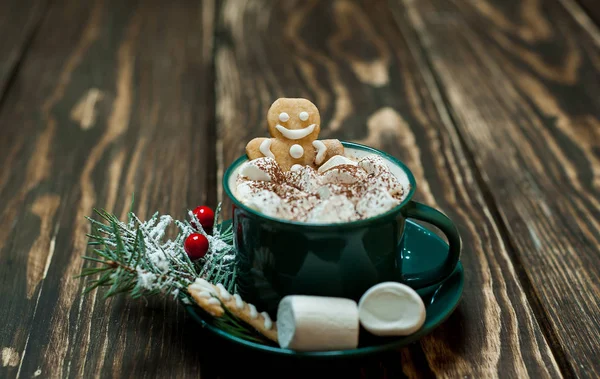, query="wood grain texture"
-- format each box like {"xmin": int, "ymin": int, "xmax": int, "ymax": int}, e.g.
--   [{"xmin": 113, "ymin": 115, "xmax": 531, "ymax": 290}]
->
[
  {"xmin": 575, "ymin": 0, "xmax": 600, "ymax": 27},
  {"xmin": 0, "ymin": 0, "xmax": 48, "ymax": 102},
  {"xmin": 0, "ymin": 0, "xmax": 218, "ymax": 377},
  {"xmin": 395, "ymin": 0, "xmax": 600, "ymax": 376},
  {"xmin": 215, "ymin": 0, "xmax": 561, "ymax": 377}
]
